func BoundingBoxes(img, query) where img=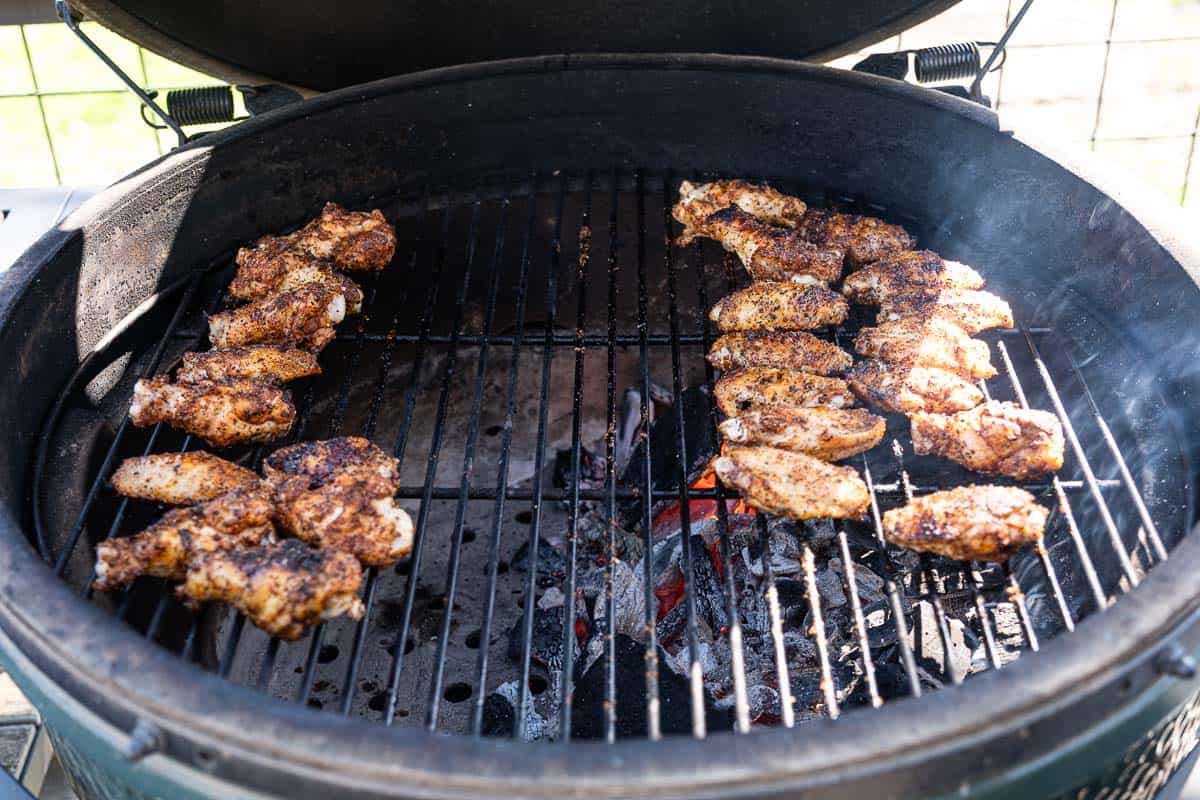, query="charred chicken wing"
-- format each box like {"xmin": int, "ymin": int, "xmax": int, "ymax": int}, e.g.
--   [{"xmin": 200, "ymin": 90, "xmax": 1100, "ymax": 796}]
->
[
  {"xmin": 854, "ymin": 317, "xmax": 996, "ymax": 380},
  {"xmin": 93, "ymin": 487, "xmax": 273, "ymax": 591},
  {"xmin": 130, "ymin": 377, "xmax": 296, "ymax": 447},
  {"xmin": 208, "ymin": 282, "xmax": 349, "ymax": 352},
  {"xmin": 910, "ymin": 401, "xmax": 1065, "ymax": 480},
  {"xmin": 713, "ymin": 444, "xmax": 870, "ymax": 520},
  {"xmin": 176, "ymin": 539, "xmax": 365, "ymax": 641},
  {"xmin": 718, "ymin": 407, "xmax": 886, "ymax": 461},
  {"xmin": 882, "ymin": 485, "xmax": 1048, "ymax": 562},
  {"xmin": 177, "ymin": 345, "xmax": 321, "ymax": 386},
  {"xmin": 678, "ymin": 206, "xmax": 844, "ymax": 285},
  {"xmin": 713, "ymin": 369, "xmax": 856, "ymax": 416},
  {"xmin": 271, "ymin": 470, "xmax": 413, "ymax": 567},
  {"xmin": 878, "ymin": 288, "xmax": 1014, "ymax": 334},
  {"xmin": 796, "ymin": 209, "xmax": 915, "ymax": 267},
  {"xmin": 673, "ymin": 179, "xmax": 808, "ymax": 238},
  {"xmin": 262, "ymin": 436, "xmax": 401, "ymax": 488},
  {"xmin": 841, "ymin": 250, "xmax": 985, "ymax": 305},
  {"xmin": 845, "ymin": 360, "xmax": 985, "ymax": 415},
  {"xmin": 111, "ymin": 451, "xmax": 260, "ymax": 505},
  {"xmin": 709, "ymin": 283, "xmax": 848, "ymax": 332},
  {"xmin": 707, "ymin": 330, "xmax": 852, "ymax": 375}
]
